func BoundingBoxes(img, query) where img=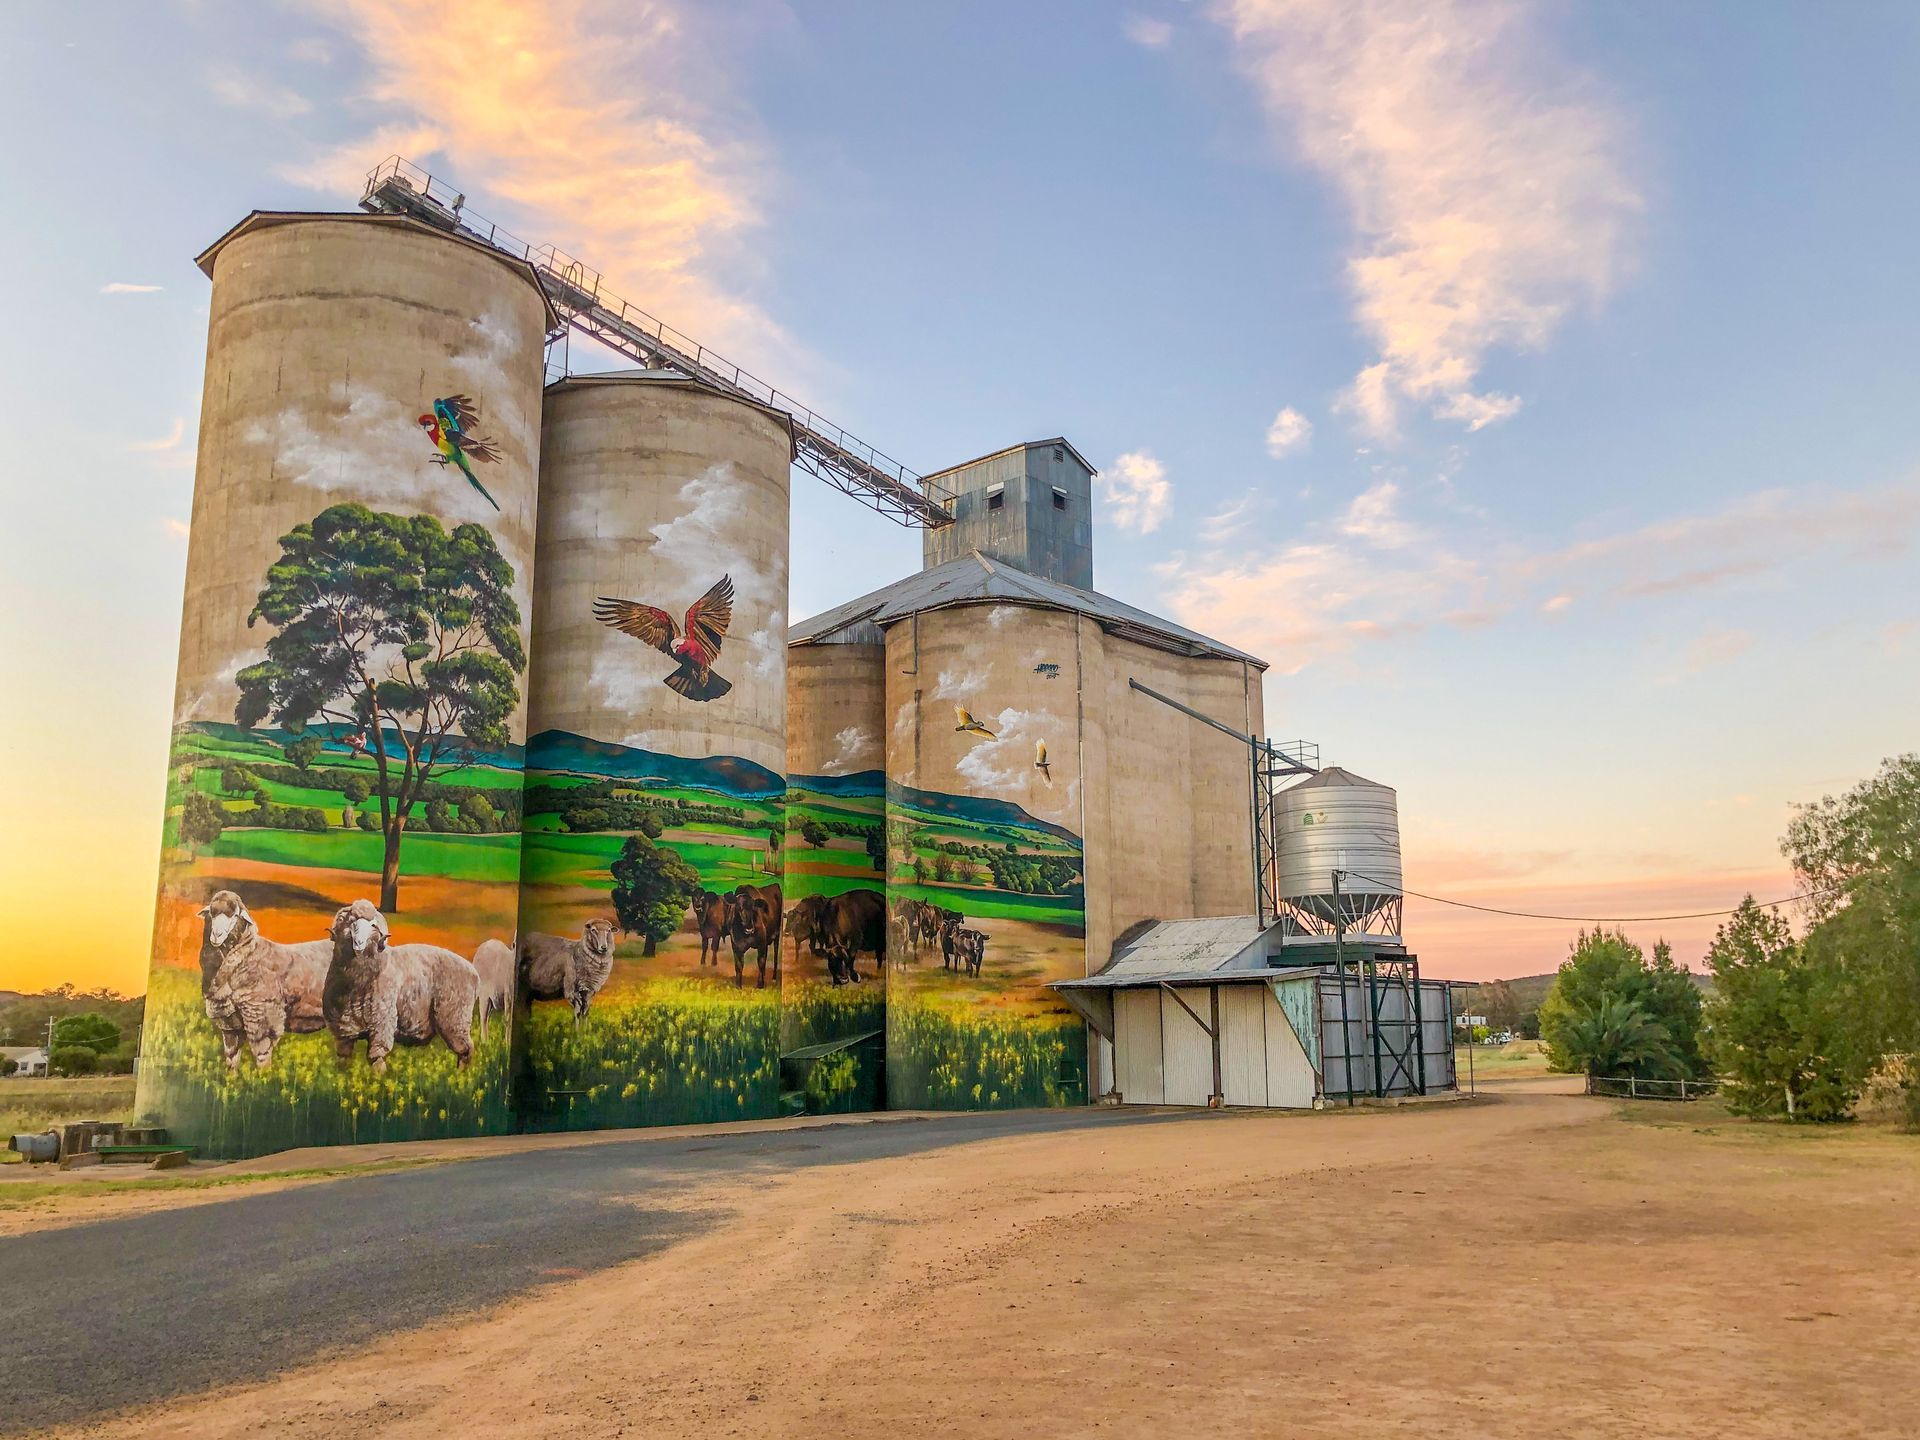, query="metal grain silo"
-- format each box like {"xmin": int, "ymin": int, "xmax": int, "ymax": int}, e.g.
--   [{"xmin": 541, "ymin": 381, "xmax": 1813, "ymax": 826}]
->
[
  {"xmin": 1273, "ymin": 767, "xmax": 1404, "ymax": 934},
  {"xmin": 781, "ymin": 639, "xmax": 889, "ymax": 1111},
  {"xmin": 517, "ymin": 372, "xmax": 794, "ymax": 1131},
  {"xmin": 138, "ymin": 211, "xmax": 551, "ymax": 1159}
]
